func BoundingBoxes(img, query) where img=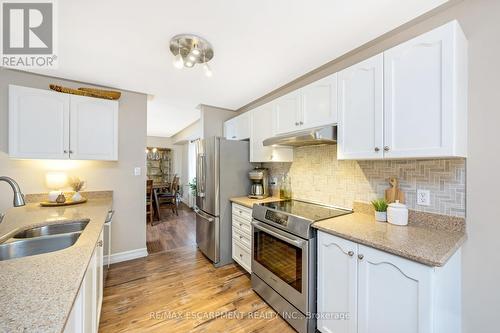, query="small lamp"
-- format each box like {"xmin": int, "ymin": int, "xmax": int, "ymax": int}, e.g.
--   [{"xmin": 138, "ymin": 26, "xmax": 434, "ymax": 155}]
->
[{"xmin": 46, "ymin": 172, "xmax": 68, "ymax": 203}]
